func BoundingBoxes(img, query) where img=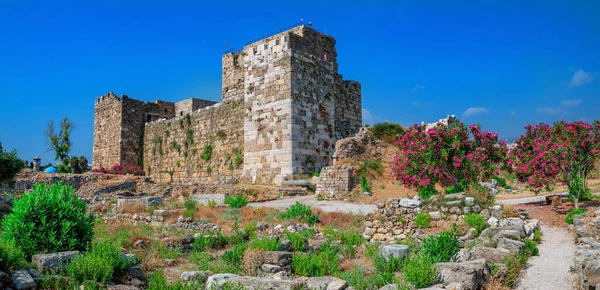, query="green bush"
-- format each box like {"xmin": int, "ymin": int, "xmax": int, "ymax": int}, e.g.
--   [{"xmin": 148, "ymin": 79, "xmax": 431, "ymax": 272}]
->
[
  {"xmin": 286, "ymin": 232, "xmax": 306, "ymax": 252},
  {"xmin": 372, "ymin": 122, "xmax": 405, "ymax": 143},
  {"xmin": 184, "ymin": 199, "xmax": 197, "ymax": 211},
  {"xmin": 372, "ymin": 253, "xmax": 403, "ymax": 274},
  {"xmin": 147, "ymin": 270, "xmax": 200, "ymax": 290},
  {"xmin": 415, "ymin": 212, "xmax": 431, "ymax": 228},
  {"xmin": 189, "ymin": 251, "xmax": 212, "ymax": 270},
  {"xmin": 193, "ymin": 229, "xmax": 229, "ymax": 251},
  {"xmin": 0, "ymin": 239, "xmax": 25, "ymax": 271},
  {"xmin": 0, "ymin": 141, "xmax": 25, "ymax": 185},
  {"xmin": 224, "ymin": 194, "xmax": 248, "ymax": 208},
  {"xmin": 340, "ymin": 229, "xmax": 363, "ymax": 246},
  {"xmin": 565, "ymin": 208, "xmax": 586, "ymax": 224},
  {"xmin": 291, "ymin": 242, "xmax": 339, "ymax": 276},
  {"xmin": 0, "ymin": 182, "xmax": 95, "ymax": 258},
  {"xmin": 463, "ymin": 213, "xmax": 487, "ymax": 236},
  {"xmin": 243, "ymin": 221, "xmax": 257, "ymax": 240},
  {"xmin": 504, "ymin": 253, "xmax": 528, "ymax": 287},
  {"xmin": 420, "ymin": 227, "xmax": 460, "ymax": 263},
  {"xmin": 524, "ymin": 238, "xmax": 539, "ymax": 256},
  {"xmin": 67, "ymin": 239, "xmax": 132, "ymax": 284},
  {"xmin": 403, "ymin": 254, "xmax": 438, "ymax": 288},
  {"xmin": 417, "ymin": 186, "xmax": 437, "ymax": 200},
  {"xmin": 222, "ymin": 244, "xmax": 247, "ymax": 267},
  {"xmin": 249, "ymin": 236, "xmax": 281, "ymax": 251},
  {"xmin": 341, "ymin": 267, "xmax": 394, "ymax": 290},
  {"xmin": 279, "ymin": 202, "xmax": 320, "ymax": 225}
]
